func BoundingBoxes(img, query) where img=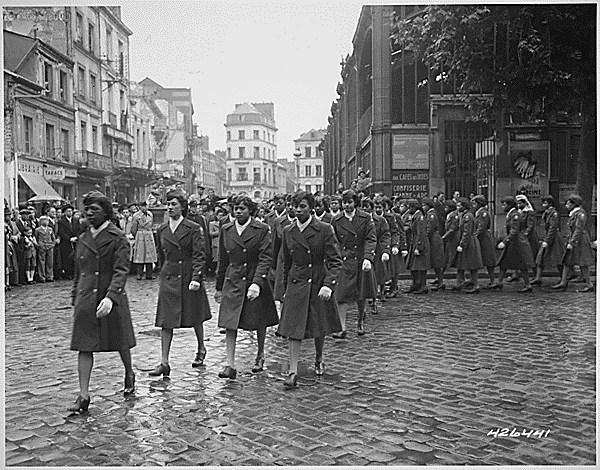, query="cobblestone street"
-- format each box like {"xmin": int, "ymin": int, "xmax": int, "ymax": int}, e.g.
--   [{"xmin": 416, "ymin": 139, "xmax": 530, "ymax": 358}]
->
[{"xmin": 4, "ymin": 275, "xmax": 596, "ymax": 466}]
